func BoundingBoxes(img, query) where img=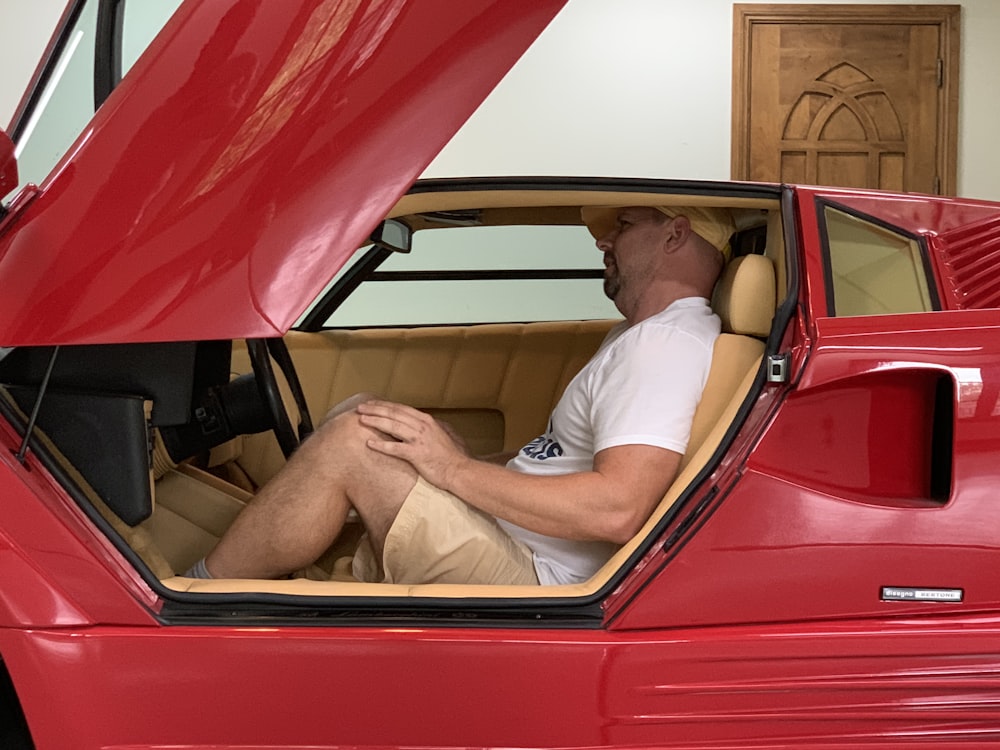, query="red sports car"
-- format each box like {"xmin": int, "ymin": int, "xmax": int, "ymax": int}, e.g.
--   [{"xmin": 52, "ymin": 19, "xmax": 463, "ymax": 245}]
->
[{"xmin": 1, "ymin": 1, "xmax": 999, "ymax": 748}]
